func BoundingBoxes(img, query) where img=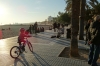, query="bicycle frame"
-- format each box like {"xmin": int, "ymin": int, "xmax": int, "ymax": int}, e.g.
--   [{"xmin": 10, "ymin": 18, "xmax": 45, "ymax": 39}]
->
[
  {"xmin": 21, "ymin": 37, "xmax": 33, "ymax": 52},
  {"xmin": 23, "ymin": 37, "xmax": 30, "ymax": 46},
  {"xmin": 10, "ymin": 37, "xmax": 33, "ymax": 58}
]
